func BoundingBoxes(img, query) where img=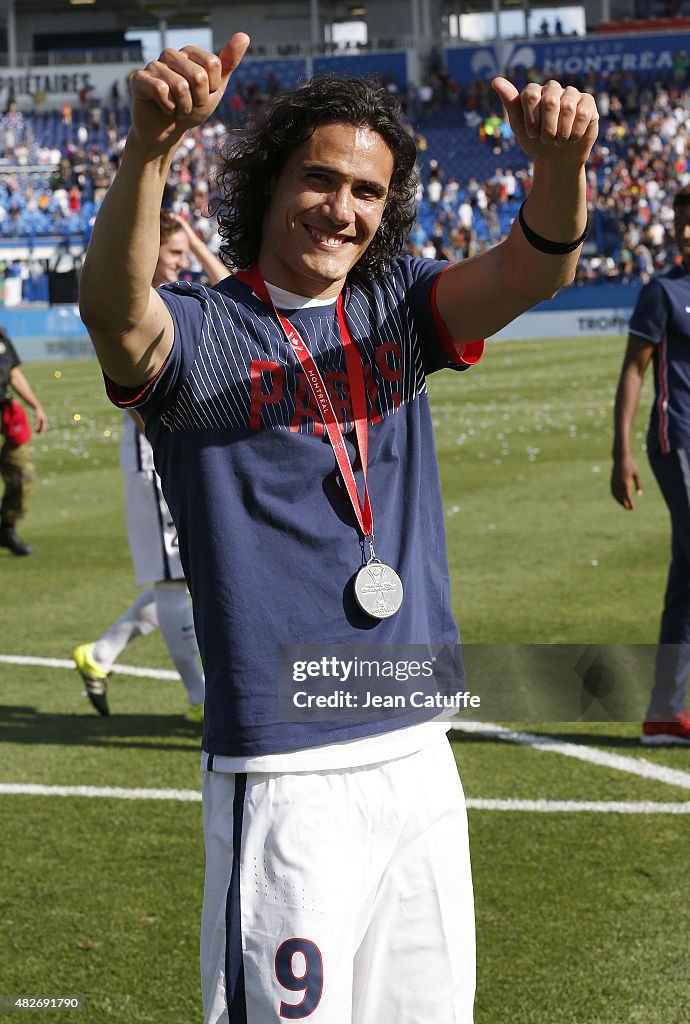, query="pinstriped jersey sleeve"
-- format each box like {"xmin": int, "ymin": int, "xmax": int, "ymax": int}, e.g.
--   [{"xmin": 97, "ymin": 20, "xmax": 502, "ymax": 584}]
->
[
  {"xmin": 629, "ymin": 279, "xmax": 667, "ymax": 345},
  {"xmin": 104, "ymin": 281, "xmax": 204, "ymax": 415},
  {"xmin": 382, "ymin": 256, "xmax": 484, "ymax": 374}
]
